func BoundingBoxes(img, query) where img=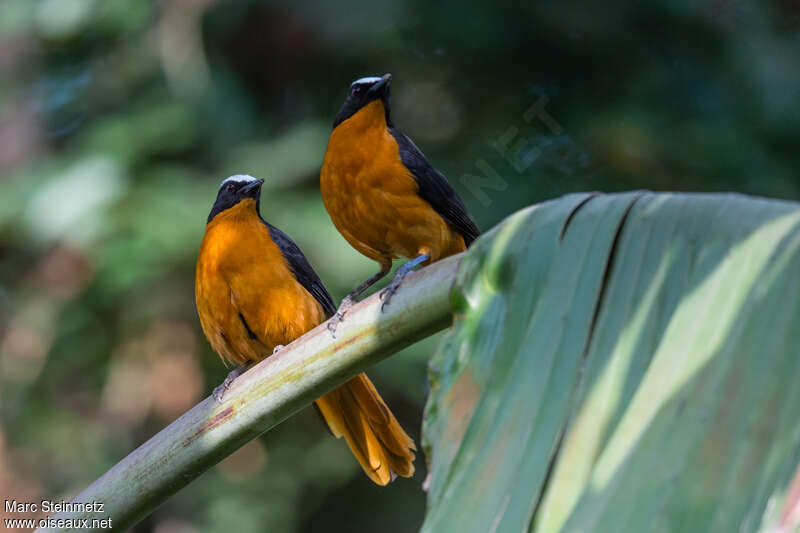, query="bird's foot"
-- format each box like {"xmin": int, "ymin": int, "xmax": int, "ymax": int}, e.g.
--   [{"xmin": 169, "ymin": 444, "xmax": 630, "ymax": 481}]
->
[
  {"xmin": 380, "ymin": 253, "xmax": 430, "ymax": 311},
  {"xmin": 379, "ymin": 275, "xmax": 405, "ymax": 311},
  {"xmin": 272, "ymin": 344, "xmax": 285, "ymax": 355},
  {"xmin": 212, "ymin": 382, "xmax": 230, "ymax": 403},
  {"xmin": 327, "ymin": 295, "xmax": 354, "ymax": 338},
  {"xmin": 212, "ymin": 364, "xmax": 248, "ymax": 403}
]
